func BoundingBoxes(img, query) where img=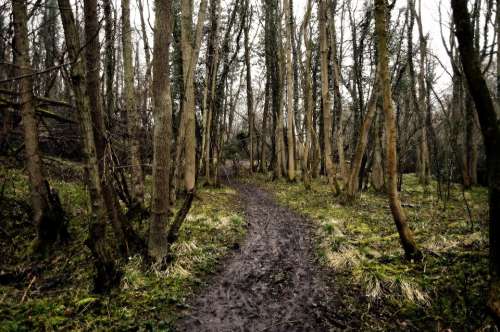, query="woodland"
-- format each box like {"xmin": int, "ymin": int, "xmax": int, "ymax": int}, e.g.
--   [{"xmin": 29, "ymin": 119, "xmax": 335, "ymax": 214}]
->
[{"xmin": 0, "ymin": 0, "xmax": 499, "ymax": 330}]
